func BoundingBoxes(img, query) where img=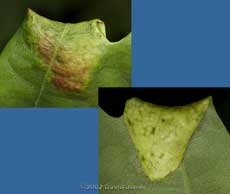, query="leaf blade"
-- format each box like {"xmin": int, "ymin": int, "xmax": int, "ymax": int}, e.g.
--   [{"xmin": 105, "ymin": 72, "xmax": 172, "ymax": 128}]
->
[
  {"xmin": 99, "ymin": 100, "xmax": 230, "ymax": 194},
  {"xmin": 0, "ymin": 10, "xmax": 131, "ymax": 107}
]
